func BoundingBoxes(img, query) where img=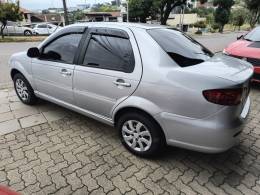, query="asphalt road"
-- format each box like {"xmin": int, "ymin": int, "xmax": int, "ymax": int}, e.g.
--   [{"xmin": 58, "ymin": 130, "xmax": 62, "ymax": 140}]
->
[
  {"xmin": 0, "ymin": 42, "xmax": 38, "ymax": 87},
  {"xmin": 0, "ymin": 32, "xmax": 245, "ymax": 86}
]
